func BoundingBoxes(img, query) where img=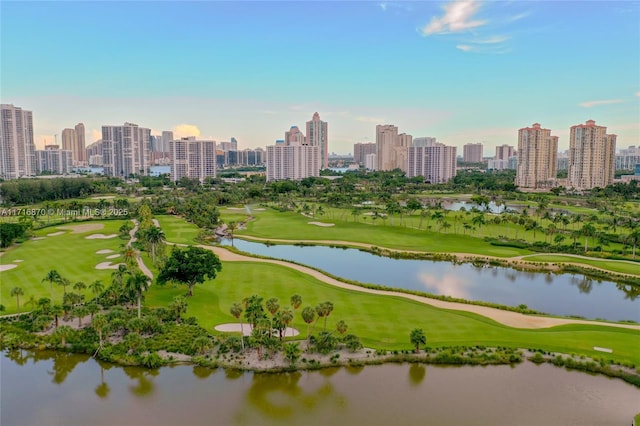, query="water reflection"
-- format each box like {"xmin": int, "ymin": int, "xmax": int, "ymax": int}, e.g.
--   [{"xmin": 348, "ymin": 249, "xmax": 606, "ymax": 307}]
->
[
  {"xmin": 123, "ymin": 366, "xmax": 158, "ymax": 397},
  {"xmin": 48, "ymin": 351, "xmax": 90, "ymax": 384},
  {"xmin": 408, "ymin": 364, "xmax": 426, "ymax": 386},
  {"xmin": 193, "ymin": 365, "xmax": 215, "ymax": 379},
  {"xmin": 418, "ymin": 272, "xmax": 472, "ymax": 299}
]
